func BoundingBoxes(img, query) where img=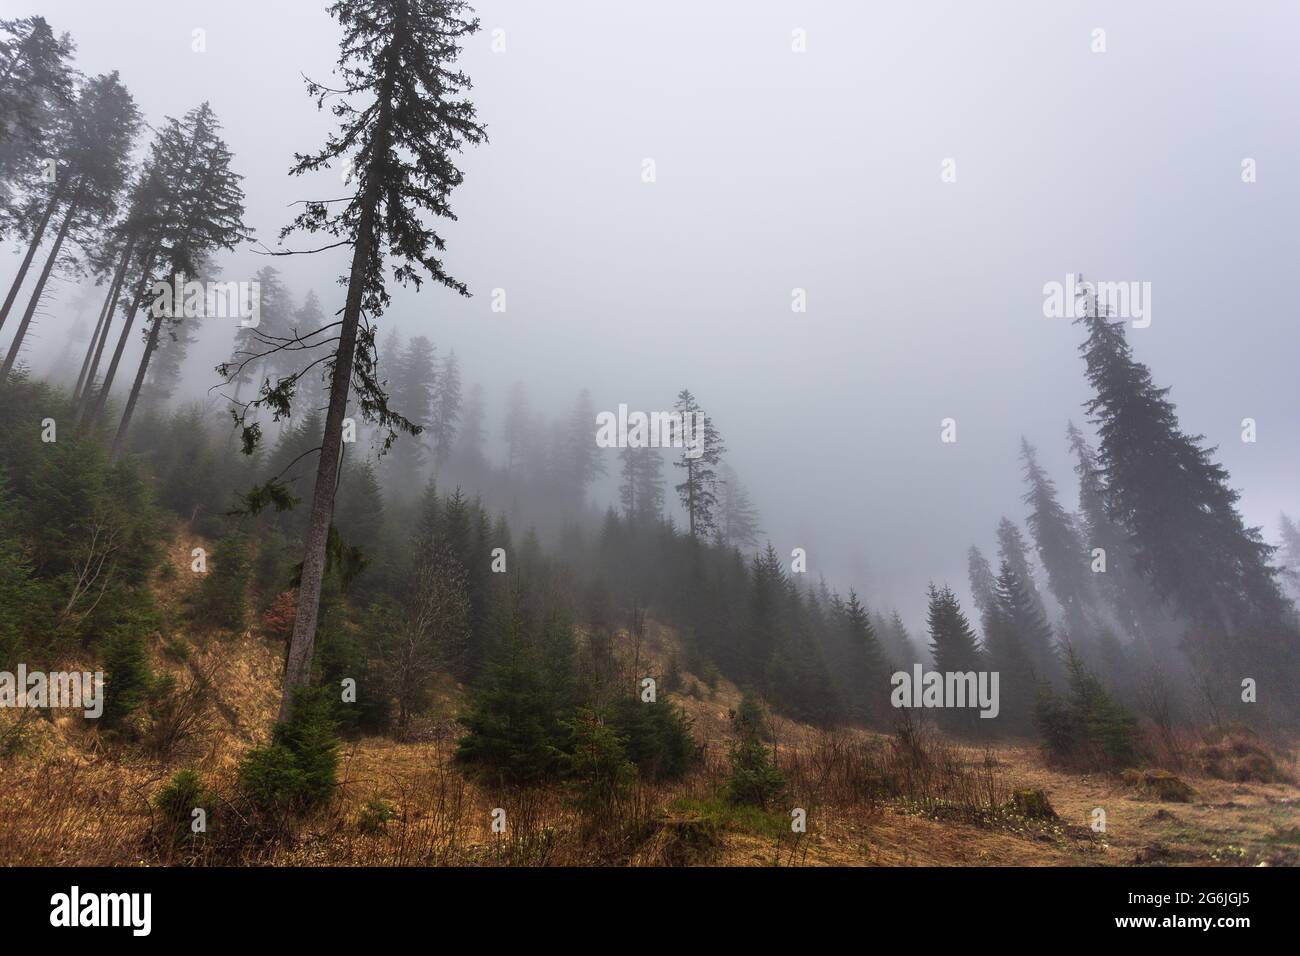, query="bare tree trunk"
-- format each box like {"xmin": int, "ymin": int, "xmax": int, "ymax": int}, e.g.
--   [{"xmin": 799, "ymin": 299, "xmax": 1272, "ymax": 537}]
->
[
  {"xmin": 80, "ymin": 245, "xmax": 156, "ymax": 429},
  {"xmin": 109, "ymin": 309, "xmax": 166, "ymax": 461},
  {"xmin": 73, "ymin": 235, "xmax": 134, "ymax": 403},
  {"xmin": 106, "ymin": 160, "xmax": 217, "ymax": 454},
  {"xmin": 686, "ymin": 458, "xmax": 696, "ymax": 537},
  {"xmin": 279, "ymin": 181, "xmax": 380, "ymax": 723},
  {"xmin": 72, "ymin": 280, "xmax": 114, "ymax": 403},
  {"xmin": 0, "ymin": 190, "xmax": 80, "ymax": 384},
  {"xmin": 0, "ymin": 180, "xmax": 65, "ymax": 335}
]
